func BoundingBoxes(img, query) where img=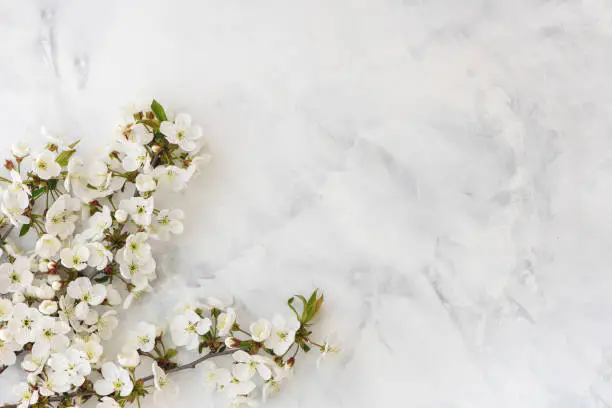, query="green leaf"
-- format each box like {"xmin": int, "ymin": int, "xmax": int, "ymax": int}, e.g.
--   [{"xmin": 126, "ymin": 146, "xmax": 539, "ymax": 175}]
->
[
  {"xmin": 94, "ymin": 275, "xmax": 110, "ymax": 283},
  {"xmin": 68, "ymin": 140, "xmax": 81, "ymax": 149},
  {"xmin": 287, "ymin": 297, "xmax": 301, "ymax": 321},
  {"xmin": 31, "ymin": 187, "xmax": 45, "ymax": 200},
  {"xmin": 56, "ymin": 149, "xmax": 76, "ymax": 167},
  {"xmin": 165, "ymin": 348, "xmax": 177, "ymax": 359},
  {"xmin": 151, "ymin": 100, "xmax": 168, "ymax": 122},
  {"xmin": 48, "ymin": 179, "xmax": 58, "ymax": 190},
  {"xmin": 299, "ymin": 342, "xmax": 311, "ymax": 353},
  {"xmin": 19, "ymin": 223, "xmax": 30, "ymax": 237}
]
